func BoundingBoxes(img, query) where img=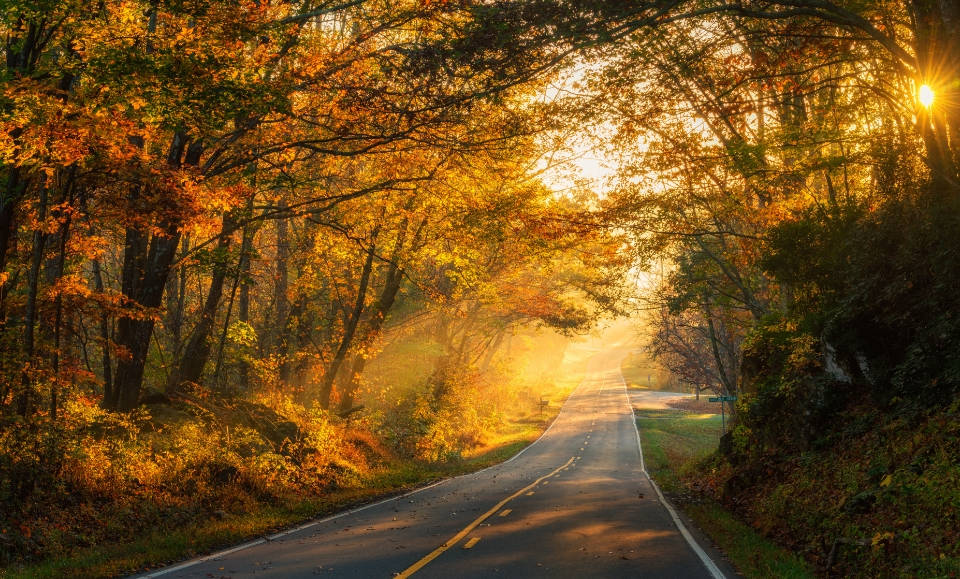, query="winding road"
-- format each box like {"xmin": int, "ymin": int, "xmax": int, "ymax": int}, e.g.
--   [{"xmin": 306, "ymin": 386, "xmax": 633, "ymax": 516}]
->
[{"xmin": 140, "ymin": 338, "xmax": 729, "ymax": 578}]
